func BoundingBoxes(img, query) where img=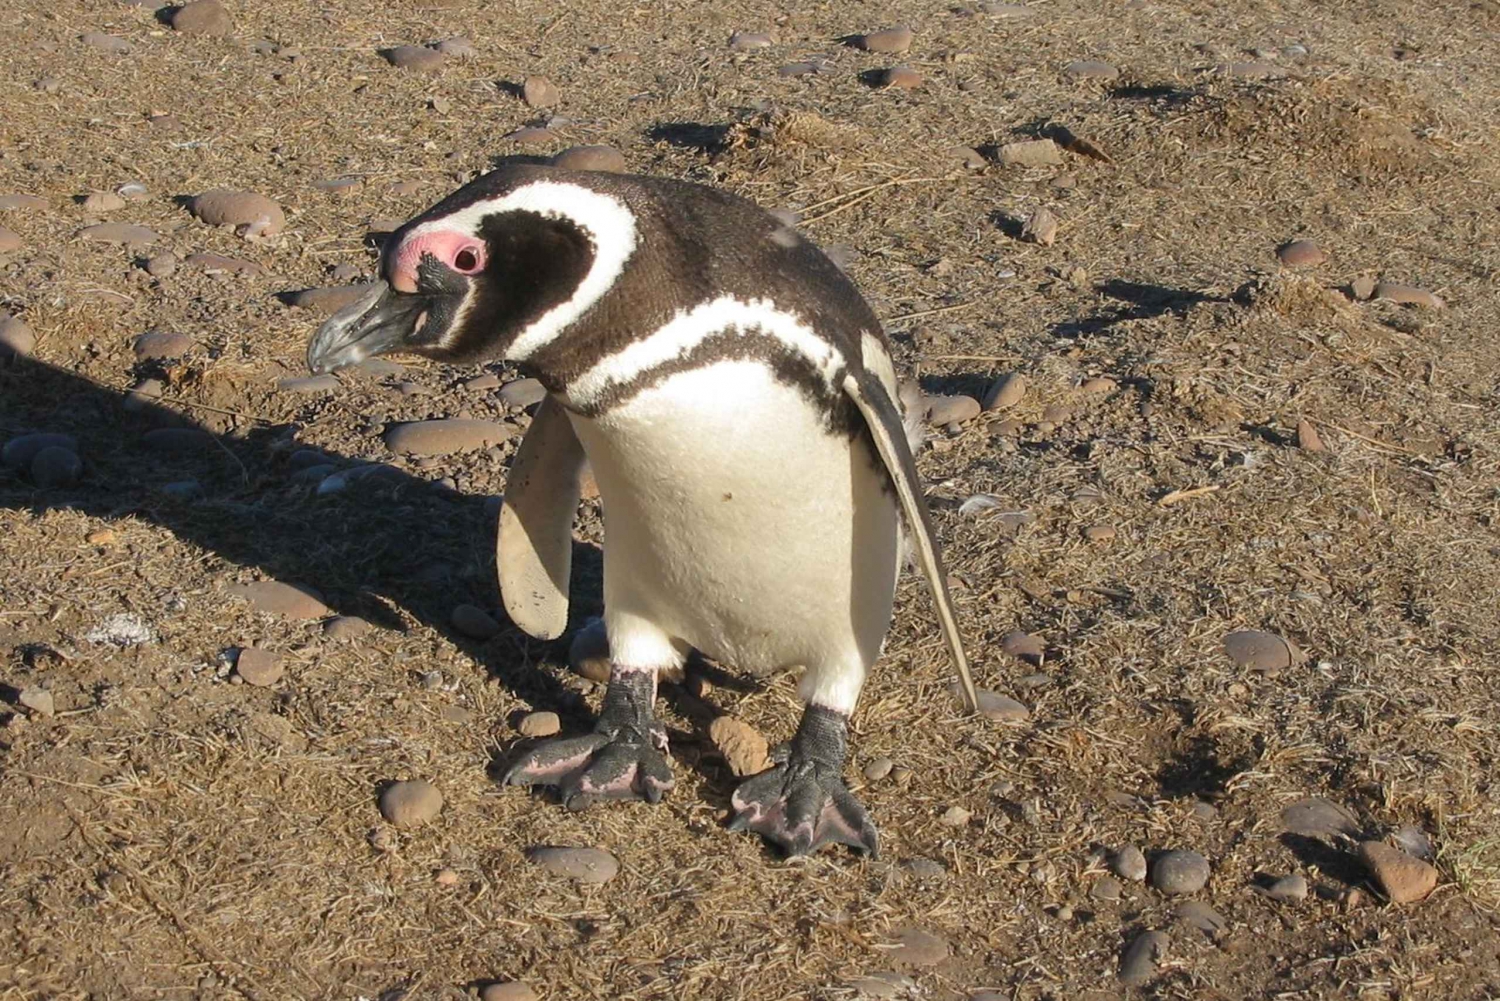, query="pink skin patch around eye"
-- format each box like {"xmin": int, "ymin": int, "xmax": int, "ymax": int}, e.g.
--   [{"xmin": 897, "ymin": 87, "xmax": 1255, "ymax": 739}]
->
[{"xmin": 387, "ymin": 230, "xmax": 485, "ymax": 292}]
